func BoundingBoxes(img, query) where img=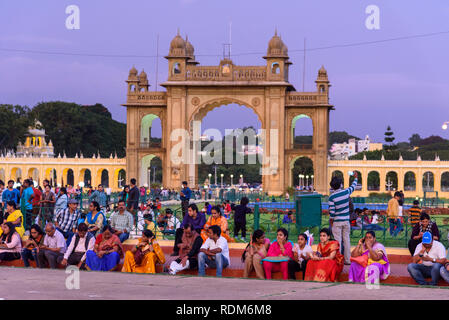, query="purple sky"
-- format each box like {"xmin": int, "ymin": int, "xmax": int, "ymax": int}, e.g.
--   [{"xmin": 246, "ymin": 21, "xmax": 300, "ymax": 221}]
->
[{"xmin": 1, "ymin": 0, "xmax": 449, "ymax": 143}]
